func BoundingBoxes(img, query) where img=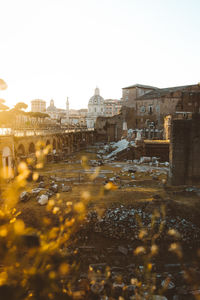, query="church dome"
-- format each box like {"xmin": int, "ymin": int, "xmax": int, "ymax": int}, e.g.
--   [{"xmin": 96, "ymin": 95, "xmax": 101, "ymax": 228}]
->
[
  {"xmin": 88, "ymin": 87, "xmax": 104, "ymax": 105},
  {"xmin": 47, "ymin": 99, "xmax": 57, "ymax": 111}
]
